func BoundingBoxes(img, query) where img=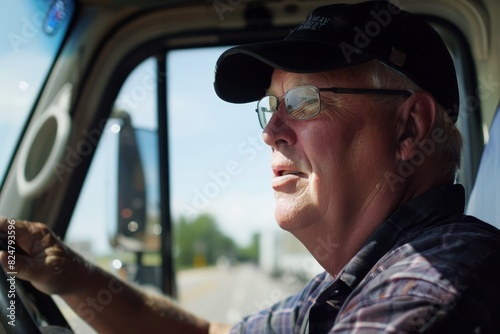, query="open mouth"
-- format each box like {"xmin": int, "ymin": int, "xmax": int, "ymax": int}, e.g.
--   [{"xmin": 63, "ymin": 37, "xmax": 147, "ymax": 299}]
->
[
  {"xmin": 277, "ymin": 170, "xmax": 306, "ymax": 178},
  {"xmin": 281, "ymin": 171, "xmax": 301, "ymax": 176},
  {"xmin": 272, "ymin": 163, "xmax": 306, "ymax": 179}
]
